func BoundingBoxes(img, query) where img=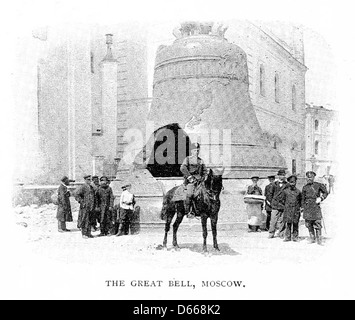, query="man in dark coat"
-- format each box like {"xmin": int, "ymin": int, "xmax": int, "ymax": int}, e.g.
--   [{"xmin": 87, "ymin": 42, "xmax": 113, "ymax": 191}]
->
[
  {"xmin": 97, "ymin": 176, "xmax": 115, "ymax": 236},
  {"xmin": 278, "ymin": 175, "xmax": 302, "ymax": 242},
  {"xmin": 264, "ymin": 175, "xmax": 275, "ymax": 231},
  {"xmin": 268, "ymin": 169, "xmax": 289, "ymax": 239},
  {"xmin": 180, "ymin": 143, "xmax": 208, "ymax": 217},
  {"xmin": 56, "ymin": 176, "xmax": 73, "ymax": 232},
  {"xmin": 302, "ymin": 171, "xmax": 328, "ymax": 245},
  {"xmin": 91, "ymin": 175, "xmax": 100, "ymax": 231},
  {"xmin": 74, "ymin": 175, "xmax": 96, "ymax": 239}
]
